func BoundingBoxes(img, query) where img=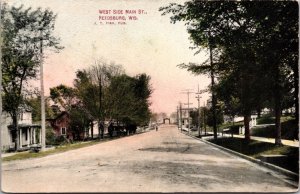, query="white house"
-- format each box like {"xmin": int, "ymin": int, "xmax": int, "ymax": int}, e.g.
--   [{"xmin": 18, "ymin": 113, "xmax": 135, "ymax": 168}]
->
[{"xmin": 1, "ymin": 106, "xmax": 41, "ymax": 151}]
